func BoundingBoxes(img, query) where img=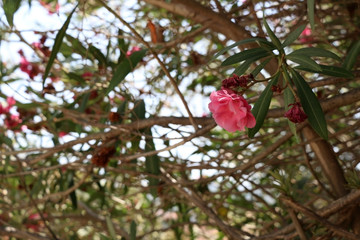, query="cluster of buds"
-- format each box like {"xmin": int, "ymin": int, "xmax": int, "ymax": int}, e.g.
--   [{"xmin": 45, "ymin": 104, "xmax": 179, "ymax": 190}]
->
[
  {"xmin": 271, "ymin": 85, "xmax": 283, "ymax": 93},
  {"xmin": 32, "ymin": 35, "xmax": 51, "ymax": 57},
  {"xmin": 108, "ymin": 111, "xmax": 121, "ymax": 123},
  {"xmin": 221, "ymin": 74, "xmax": 253, "ymax": 90},
  {"xmin": 284, "ymin": 102, "xmax": 308, "ymax": 123},
  {"xmin": 91, "ymin": 145, "xmax": 116, "ymax": 167},
  {"xmin": 18, "ymin": 50, "xmax": 42, "ymax": 79},
  {"xmin": 0, "ymin": 97, "xmax": 22, "ymax": 130}
]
